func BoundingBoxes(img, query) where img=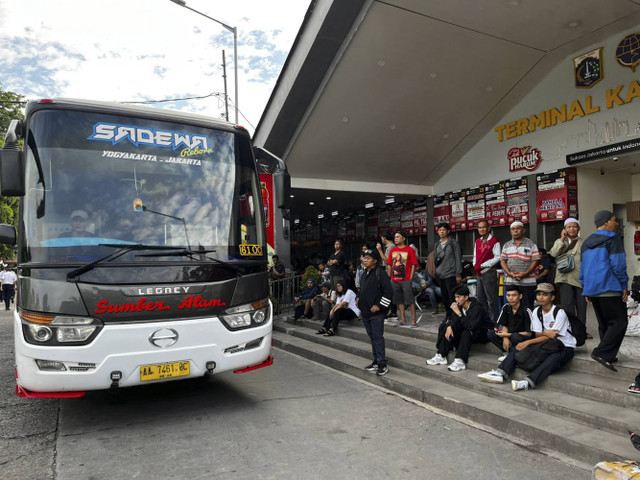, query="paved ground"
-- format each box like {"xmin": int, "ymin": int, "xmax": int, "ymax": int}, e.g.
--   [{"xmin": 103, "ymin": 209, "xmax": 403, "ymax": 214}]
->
[{"xmin": 0, "ymin": 308, "xmax": 589, "ymax": 479}]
